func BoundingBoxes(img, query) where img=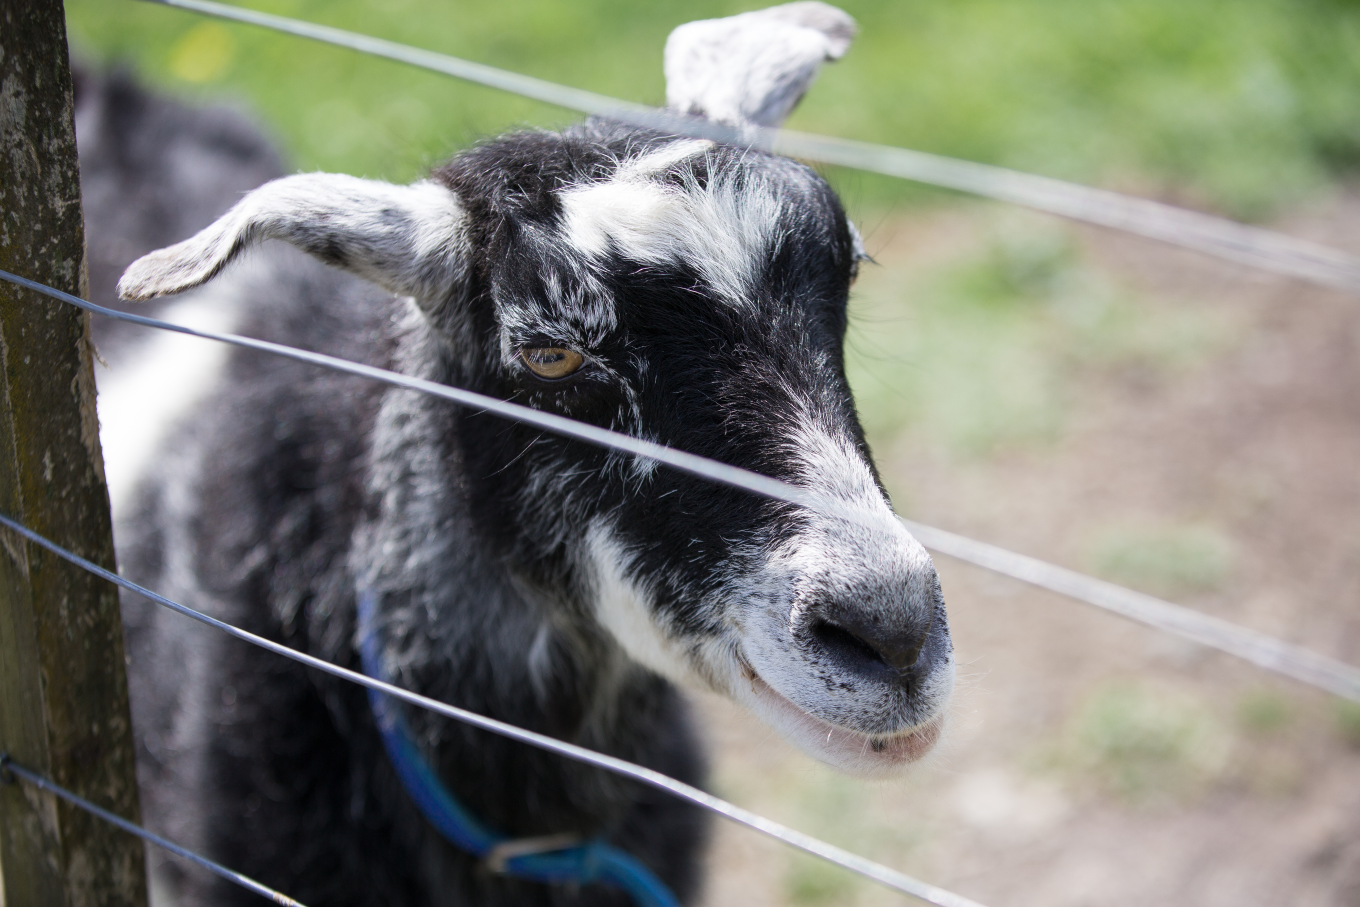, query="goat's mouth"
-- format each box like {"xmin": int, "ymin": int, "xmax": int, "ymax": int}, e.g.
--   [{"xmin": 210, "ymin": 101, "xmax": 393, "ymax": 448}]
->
[{"xmin": 731, "ymin": 657, "xmax": 944, "ymax": 778}]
